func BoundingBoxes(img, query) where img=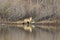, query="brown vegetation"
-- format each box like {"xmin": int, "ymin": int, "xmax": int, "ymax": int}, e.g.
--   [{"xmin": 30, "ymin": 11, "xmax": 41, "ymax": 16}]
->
[{"xmin": 0, "ymin": 0, "xmax": 60, "ymax": 21}]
